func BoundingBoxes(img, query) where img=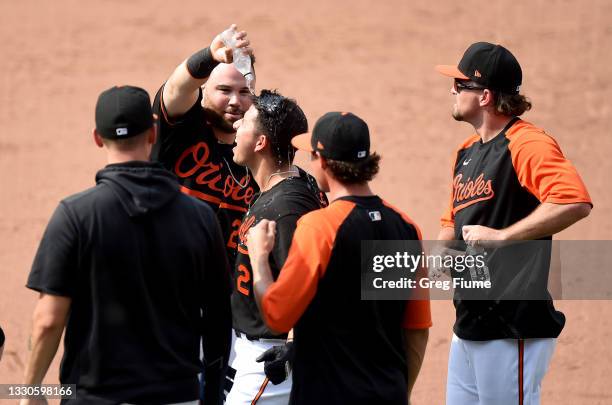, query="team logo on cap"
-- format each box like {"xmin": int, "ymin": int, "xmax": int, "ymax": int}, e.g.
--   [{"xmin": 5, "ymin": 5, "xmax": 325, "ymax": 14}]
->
[{"xmin": 116, "ymin": 128, "xmax": 128, "ymax": 136}]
